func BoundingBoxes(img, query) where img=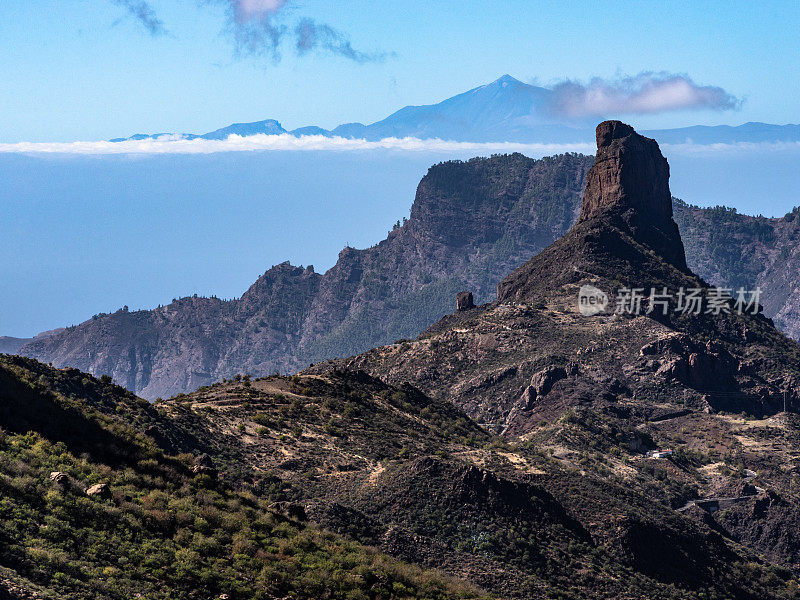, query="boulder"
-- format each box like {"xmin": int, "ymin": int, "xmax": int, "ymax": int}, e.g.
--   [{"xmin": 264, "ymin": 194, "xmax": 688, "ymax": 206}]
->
[
  {"xmin": 86, "ymin": 483, "xmax": 109, "ymax": 497},
  {"xmin": 49, "ymin": 471, "xmax": 68, "ymax": 486}
]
